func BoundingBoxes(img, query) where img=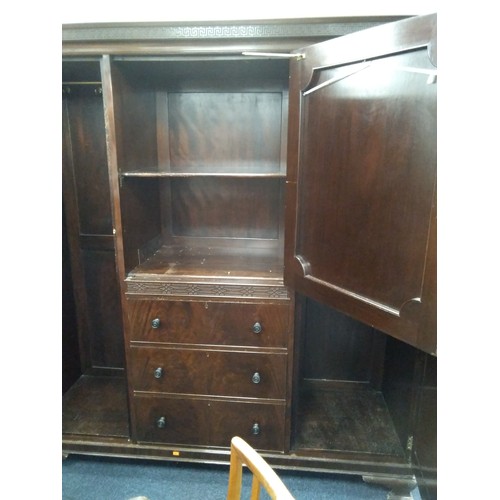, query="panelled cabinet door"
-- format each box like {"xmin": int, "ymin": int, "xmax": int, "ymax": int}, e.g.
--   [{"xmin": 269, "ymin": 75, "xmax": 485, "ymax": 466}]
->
[{"xmin": 285, "ymin": 14, "xmax": 437, "ymax": 354}]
